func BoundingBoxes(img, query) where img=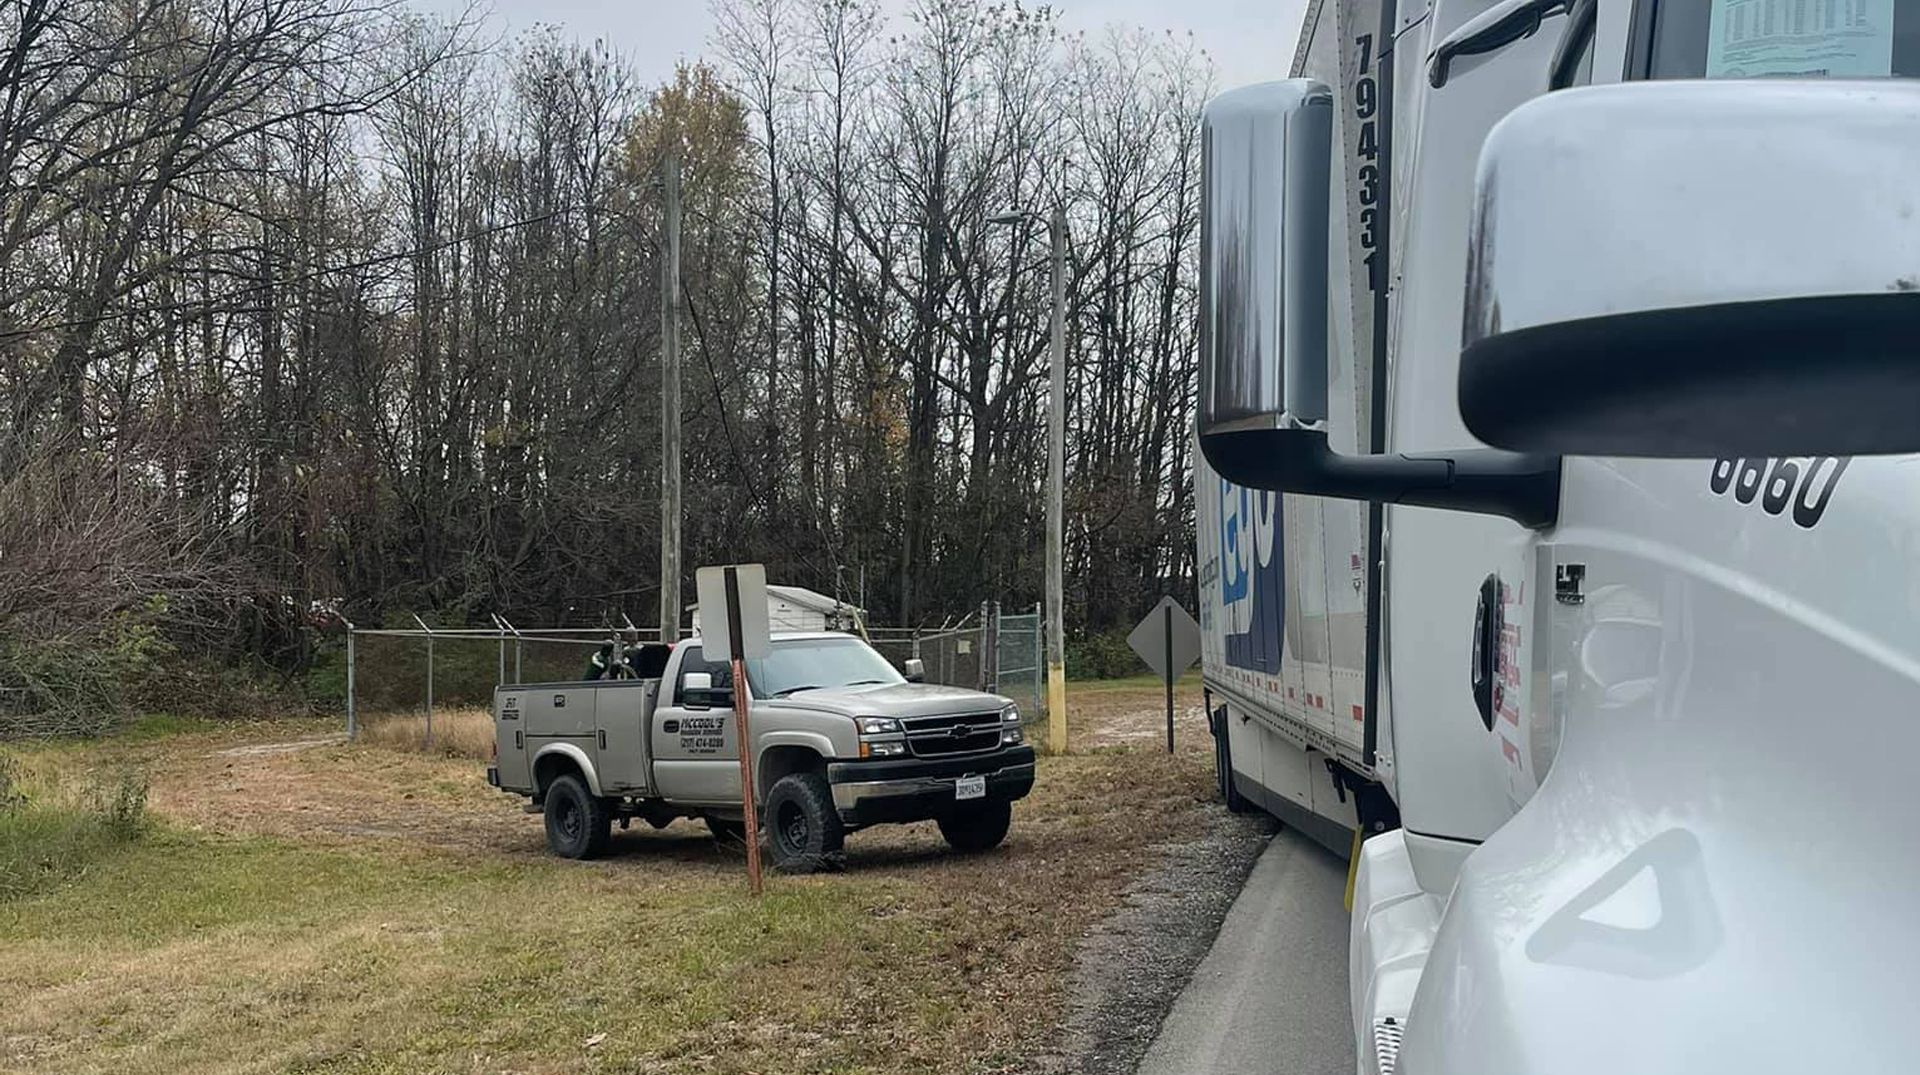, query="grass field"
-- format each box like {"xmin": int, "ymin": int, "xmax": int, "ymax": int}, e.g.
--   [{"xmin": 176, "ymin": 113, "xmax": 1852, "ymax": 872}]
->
[{"xmin": 0, "ymin": 679, "xmax": 1217, "ymax": 1075}]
